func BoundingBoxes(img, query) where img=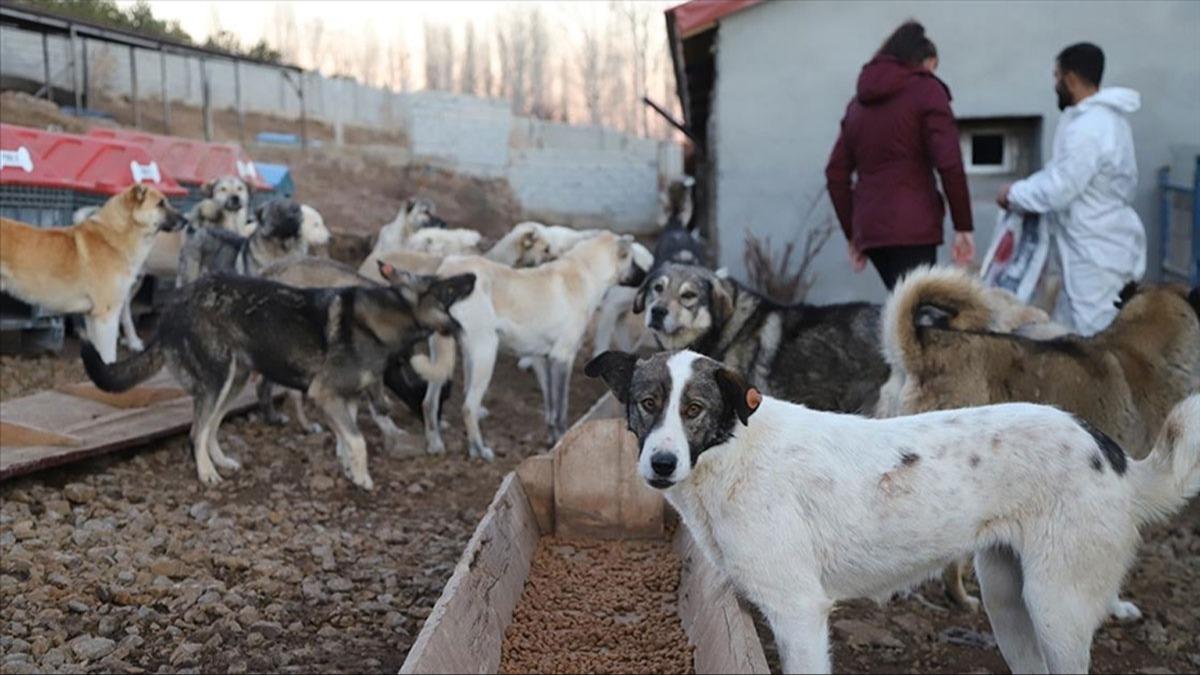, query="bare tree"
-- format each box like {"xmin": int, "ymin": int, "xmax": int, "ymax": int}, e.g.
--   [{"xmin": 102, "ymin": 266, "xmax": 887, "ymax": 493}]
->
[
  {"xmin": 303, "ymin": 18, "xmax": 326, "ymax": 73},
  {"xmin": 558, "ymin": 58, "xmax": 571, "ymax": 123},
  {"xmin": 358, "ymin": 24, "xmax": 380, "ymax": 87},
  {"xmin": 621, "ymin": 1, "xmax": 653, "ymax": 136},
  {"xmin": 389, "ymin": 40, "xmax": 411, "ymax": 92},
  {"xmin": 270, "ymin": 2, "xmax": 299, "ymax": 64},
  {"xmin": 527, "ymin": 7, "xmax": 549, "ymax": 117},
  {"xmin": 423, "ymin": 21, "xmax": 443, "ymax": 90},
  {"xmin": 577, "ymin": 21, "xmax": 604, "ymax": 126},
  {"xmin": 479, "ymin": 33, "xmax": 494, "ymax": 98},
  {"xmin": 460, "ymin": 22, "xmax": 478, "ymax": 95}
]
